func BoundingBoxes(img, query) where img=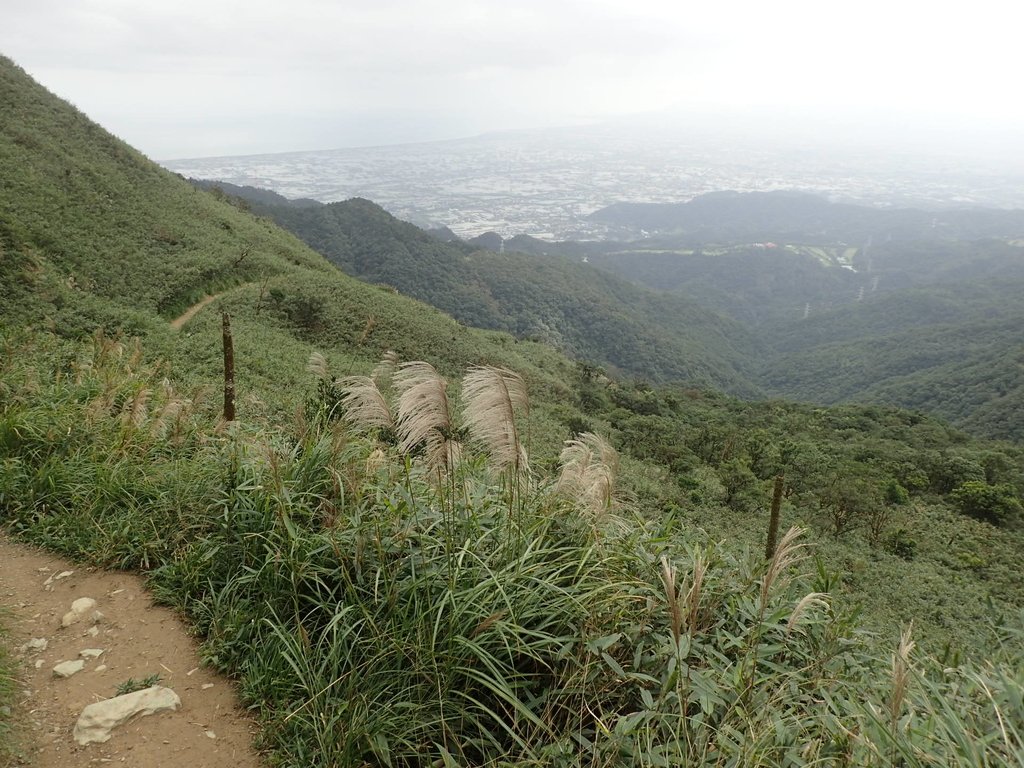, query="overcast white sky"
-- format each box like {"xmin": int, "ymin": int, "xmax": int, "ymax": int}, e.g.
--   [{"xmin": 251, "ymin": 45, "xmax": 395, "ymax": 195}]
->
[{"xmin": 3, "ymin": 0, "xmax": 1023, "ymax": 160}]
